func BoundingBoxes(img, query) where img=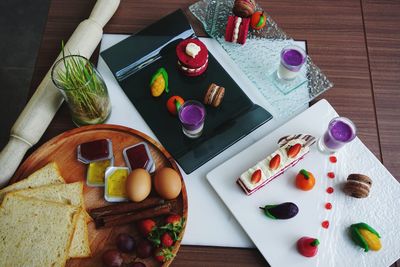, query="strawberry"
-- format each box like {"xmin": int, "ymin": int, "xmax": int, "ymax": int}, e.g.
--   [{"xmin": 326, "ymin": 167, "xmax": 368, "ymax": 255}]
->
[
  {"xmin": 137, "ymin": 219, "xmax": 156, "ymax": 237},
  {"xmin": 251, "ymin": 169, "xmax": 262, "ymax": 184},
  {"xmin": 287, "ymin": 143, "xmax": 302, "ymax": 158},
  {"xmin": 165, "ymin": 215, "xmax": 181, "ymax": 225},
  {"xmin": 154, "ymin": 247, "xmax": 175, "ymax": 263},
  {"xmin": 161, "ymin": 232, "xmax": 174, "ymax": 247},
  {"xmin": 269, "ymin": 154, "xmax": 281, "ymax": 170}
]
